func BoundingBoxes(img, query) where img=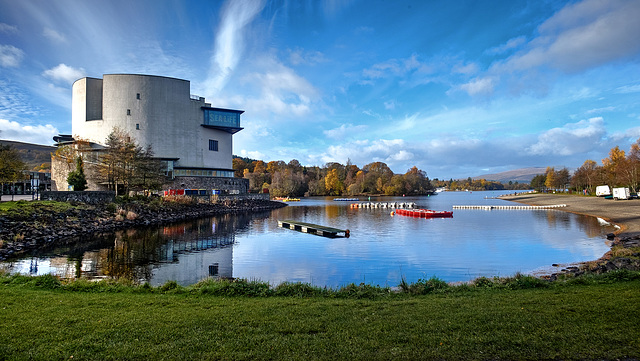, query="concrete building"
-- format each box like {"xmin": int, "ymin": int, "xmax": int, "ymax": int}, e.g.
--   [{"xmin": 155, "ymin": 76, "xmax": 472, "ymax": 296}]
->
[{"xmin": 53, "ymin": 74, "xmax": 248, "ymax": 194}]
